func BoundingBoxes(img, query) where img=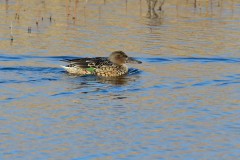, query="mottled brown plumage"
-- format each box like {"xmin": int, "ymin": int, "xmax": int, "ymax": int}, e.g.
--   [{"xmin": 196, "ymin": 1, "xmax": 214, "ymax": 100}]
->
[{"xmin": 61, "ymin": 51, "xmax": 142, "ymax": 77}]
